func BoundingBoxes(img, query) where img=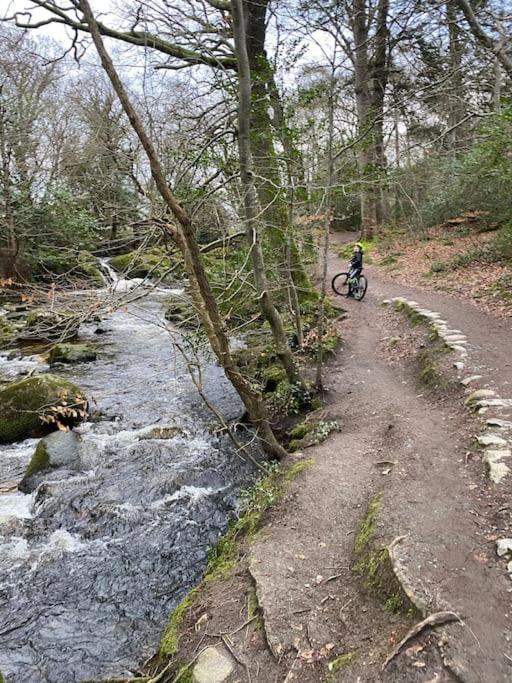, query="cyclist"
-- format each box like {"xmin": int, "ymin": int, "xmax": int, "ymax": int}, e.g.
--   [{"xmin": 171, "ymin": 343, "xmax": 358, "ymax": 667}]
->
[{"xmin": 346, "ymin": 243, "xmax": 363, "ymax": 297}]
